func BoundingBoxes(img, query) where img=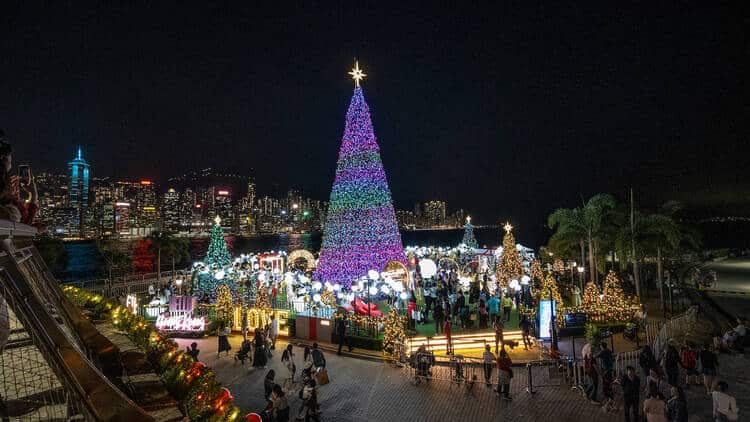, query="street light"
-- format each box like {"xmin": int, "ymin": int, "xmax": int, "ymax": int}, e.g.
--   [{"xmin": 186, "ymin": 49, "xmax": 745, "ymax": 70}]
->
[{"xmin": 175, "ymin": 278, "xmax": 183, "ymax": 295}]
